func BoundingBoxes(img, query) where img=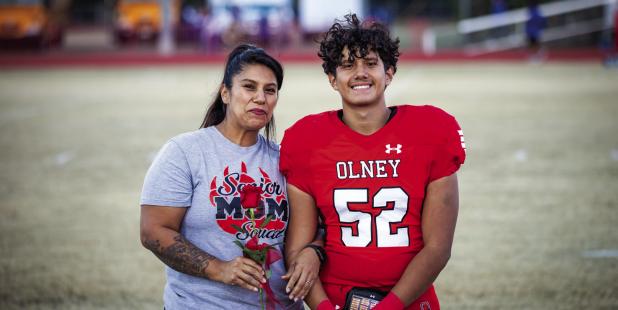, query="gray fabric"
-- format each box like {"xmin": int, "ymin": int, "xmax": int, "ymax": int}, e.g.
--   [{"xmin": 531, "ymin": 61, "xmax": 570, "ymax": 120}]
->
[{"xmin": 141, "ymin": 126, "xmax": 301, "ymax": 310}]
